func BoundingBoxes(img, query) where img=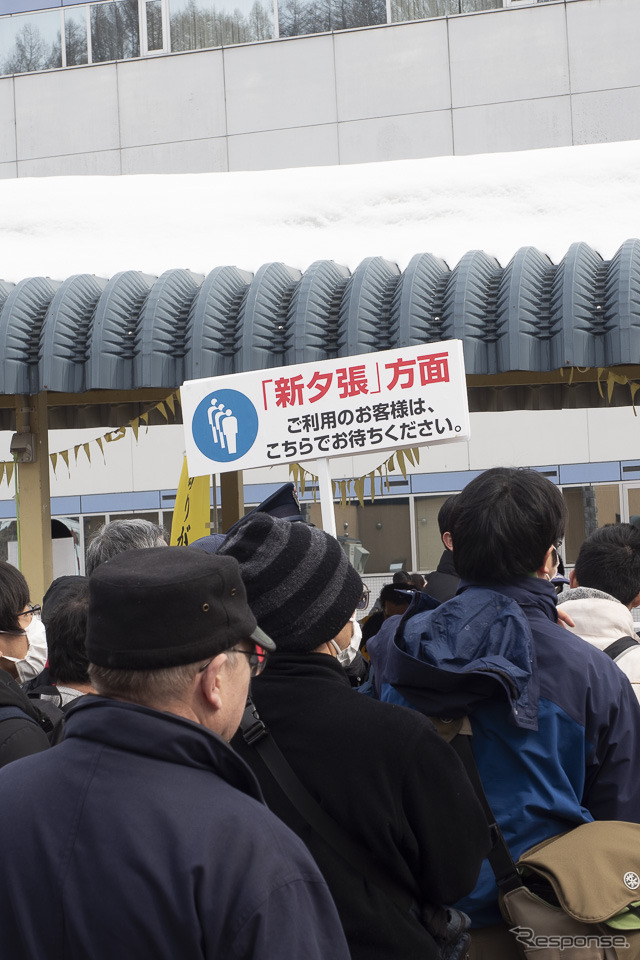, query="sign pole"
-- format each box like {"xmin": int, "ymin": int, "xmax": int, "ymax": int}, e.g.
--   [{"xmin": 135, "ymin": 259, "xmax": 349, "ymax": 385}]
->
[{"xmin": 316, "ymin": 458, "xmax": 337, "ymax": 538}]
